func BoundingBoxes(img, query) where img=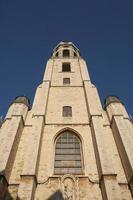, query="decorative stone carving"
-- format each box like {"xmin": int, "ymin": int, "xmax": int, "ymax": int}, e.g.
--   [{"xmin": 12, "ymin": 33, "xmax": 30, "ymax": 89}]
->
[{"xmin": 61, "ymin": 174, "xmax": 79, "ymax": 200}]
